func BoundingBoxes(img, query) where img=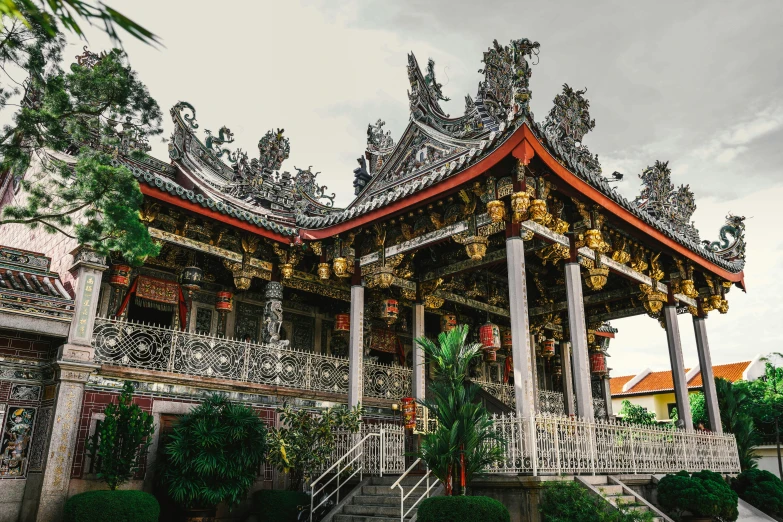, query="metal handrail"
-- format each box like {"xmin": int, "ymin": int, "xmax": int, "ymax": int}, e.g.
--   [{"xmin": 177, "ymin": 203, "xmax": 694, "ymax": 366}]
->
[
  {"xmin": 309, "ymin": 431, "xmax": 384, "ymax": 522},
  {"xmin": 390, "ymin": 458, "xmax": 439, "ymax": 522}
]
